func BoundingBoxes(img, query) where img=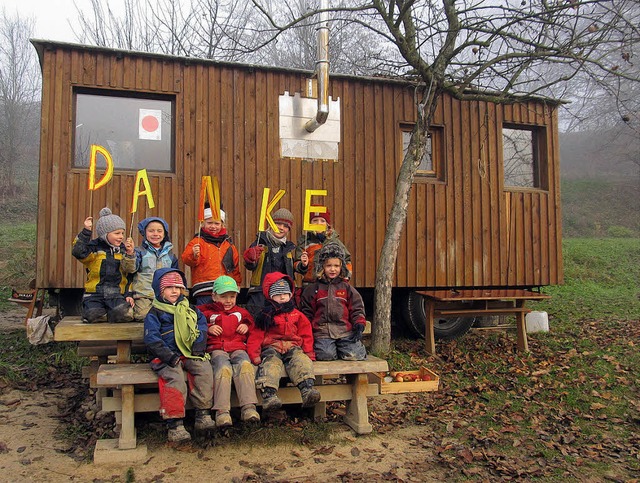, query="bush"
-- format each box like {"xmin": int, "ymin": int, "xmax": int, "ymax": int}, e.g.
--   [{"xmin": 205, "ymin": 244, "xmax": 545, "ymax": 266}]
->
[{"xmin": 607, "ymin": 225, "xmax": 636, "ymax": 238}]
